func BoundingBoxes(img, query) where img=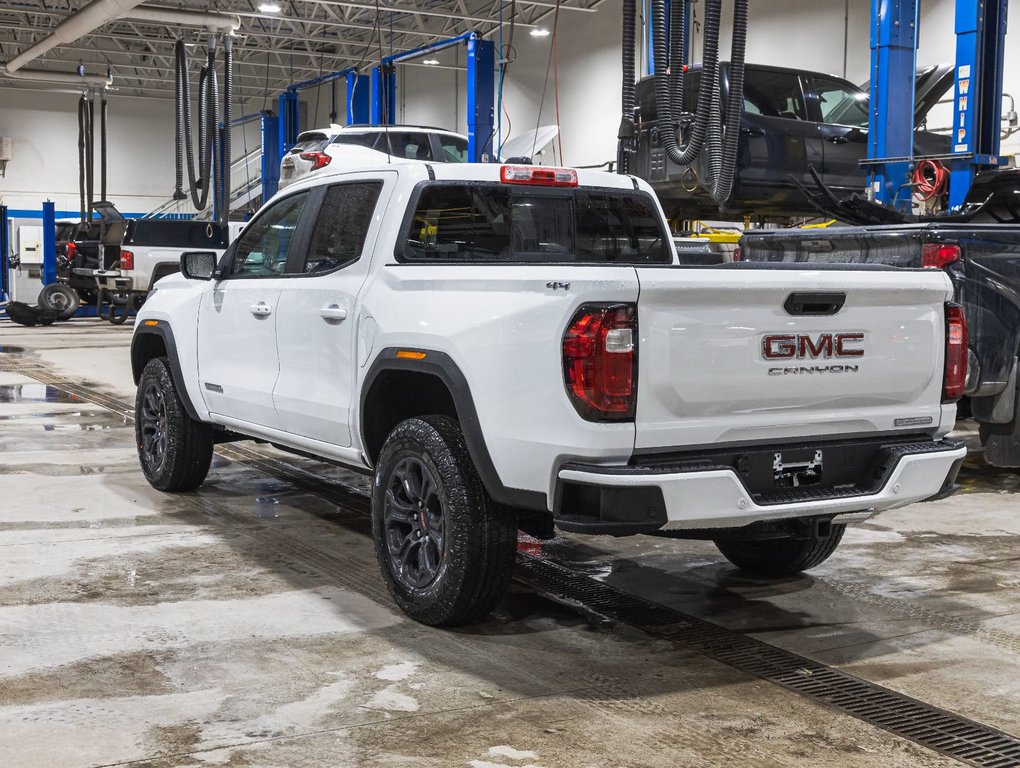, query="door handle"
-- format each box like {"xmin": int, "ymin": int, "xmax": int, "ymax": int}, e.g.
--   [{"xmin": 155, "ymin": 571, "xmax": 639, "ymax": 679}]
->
[
  {"xmin": 826, "ymin": 136, "xmax": 849, "ymax": 145},
  {"xmin": 249, "ymin": 302, "xmax": 273, "ymax": 317},
  {"xmin": 741, "ymin": 127, "xmax": 765, "ymax": 136},
  {"xmin": 320, "ymin": 304, "xmax": 348, "ymax": 322}
]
